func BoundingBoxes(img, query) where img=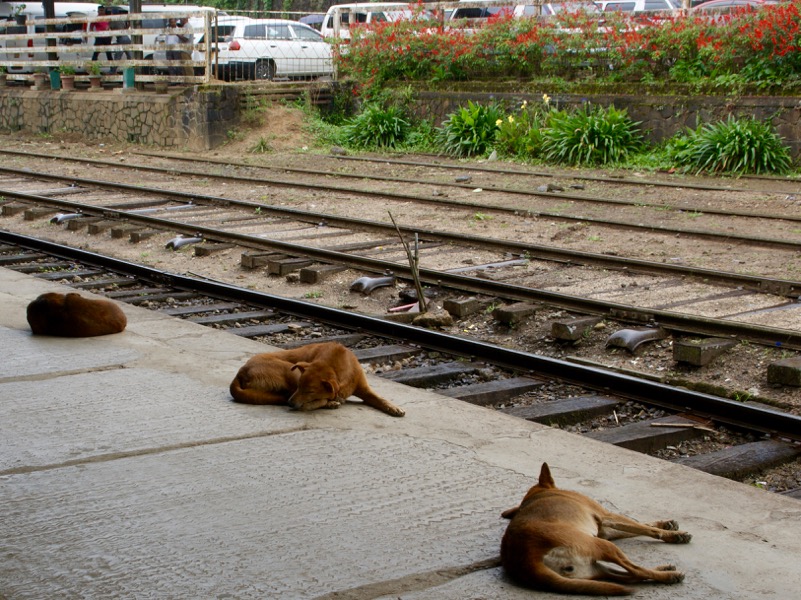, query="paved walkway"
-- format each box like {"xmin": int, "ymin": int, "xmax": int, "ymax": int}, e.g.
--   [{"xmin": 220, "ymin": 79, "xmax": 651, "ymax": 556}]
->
[{"xmin": 1, "ymin": 266, "xmax": 800, "ymax": 599}]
